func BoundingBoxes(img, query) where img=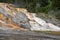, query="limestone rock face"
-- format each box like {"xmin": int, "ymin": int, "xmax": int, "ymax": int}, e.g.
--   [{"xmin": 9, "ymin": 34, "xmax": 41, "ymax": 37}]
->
[
  {"xmin": 12, "ymin": 12, "xmax": 31, "ymax": 29},
  {"xmin": 0, "ymin": 3, "xmax": 60, "ymax": 31},
  {"xmin": 0, "ymin": 9, "xmax": 31, "ymax": 29},
  {"xmin": 0, "ymin": 3, "xmax": 30, "ymax": 30}
]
